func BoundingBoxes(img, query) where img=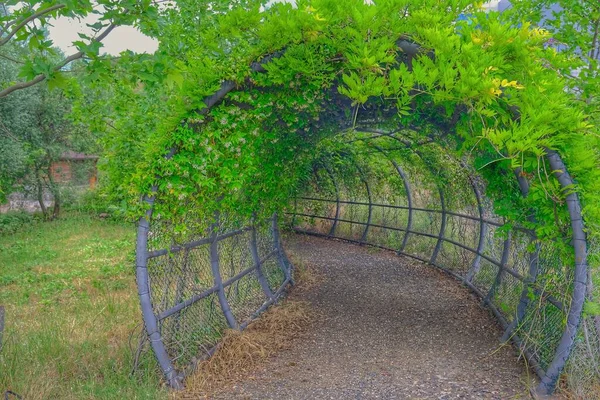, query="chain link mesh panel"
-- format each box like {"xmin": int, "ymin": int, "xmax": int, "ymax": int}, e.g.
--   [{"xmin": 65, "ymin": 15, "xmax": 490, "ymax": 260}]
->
[{"xmin": 136, "ymin": 210, "xmax": 292, "ymax": 388}]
